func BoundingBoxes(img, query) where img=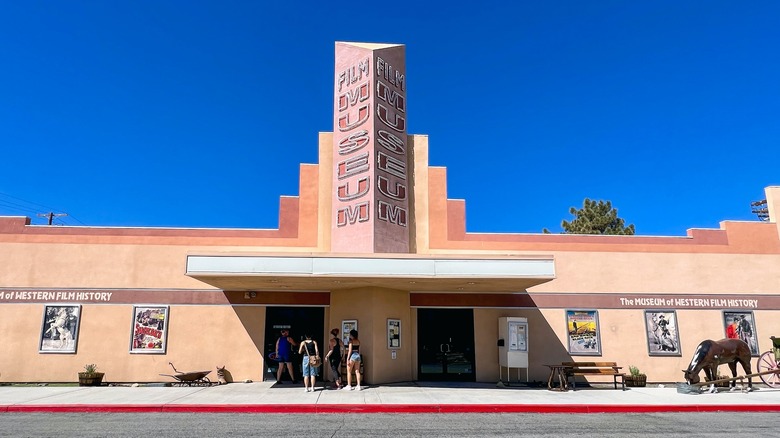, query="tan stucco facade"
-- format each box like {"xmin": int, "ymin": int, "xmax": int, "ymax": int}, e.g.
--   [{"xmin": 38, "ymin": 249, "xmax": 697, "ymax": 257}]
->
[
  {"xmin": 1, "ymin": 42, "xmax": 779, "ymax": 387},
  {"xmin": 1, "ymin": 132, "xmax": 778, "ymax": 385}
]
